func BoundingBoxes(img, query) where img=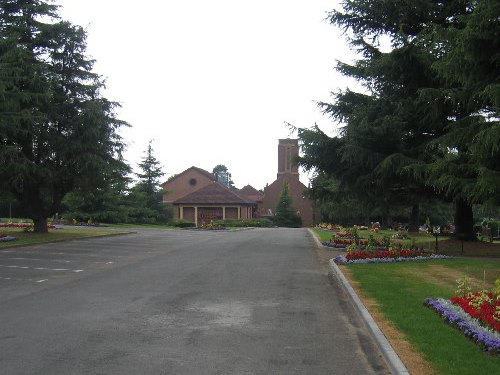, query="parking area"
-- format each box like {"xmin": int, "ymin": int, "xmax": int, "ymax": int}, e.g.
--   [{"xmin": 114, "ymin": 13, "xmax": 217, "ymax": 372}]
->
[{"xmin": 0, "ymin": 229, "xmax": 201, "ymax": 301}]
